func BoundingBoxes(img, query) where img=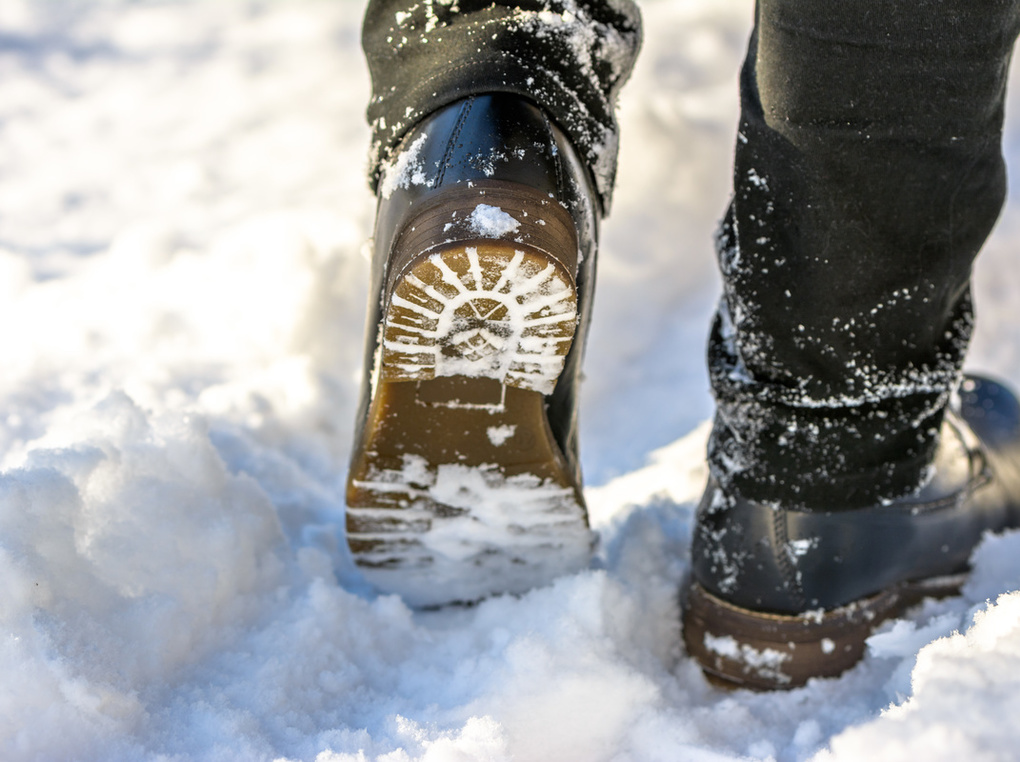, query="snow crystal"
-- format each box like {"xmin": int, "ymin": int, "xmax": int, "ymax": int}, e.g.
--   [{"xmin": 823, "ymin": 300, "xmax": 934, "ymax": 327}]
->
[
  {"xmin": 486, "ymin": 424, "xmax": 517, "ymax": 446},
  {"xmin": 704, "ymin": 632, "xmax": 791, "ymax": 685},
  {"xmin": 786, "ymin": 537, "xmax": 818, "ymax": 562},
  {"xmin": 746, "ymin": 167, "xmax": 769, "ymax": 191},
  {"xmin": 468, "ymin": 203, "xmax": 521, "ymax": 238},
  {"xmin": 379, "ymin": 131, "xmax": 430, "ymax": 199},
  {"xmin": 703, "ymin": 632, "xmax": 741, "ymax": 659}
]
